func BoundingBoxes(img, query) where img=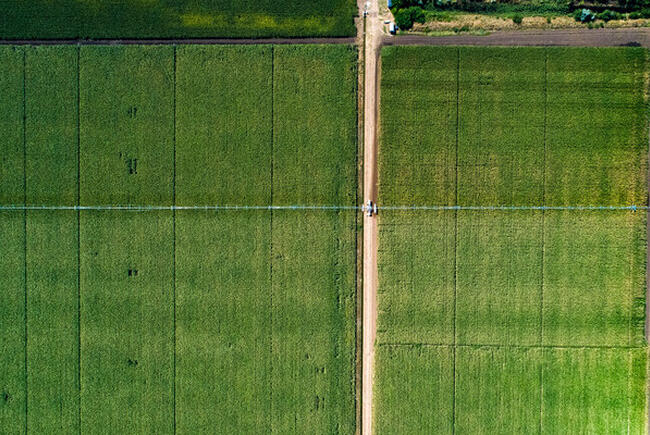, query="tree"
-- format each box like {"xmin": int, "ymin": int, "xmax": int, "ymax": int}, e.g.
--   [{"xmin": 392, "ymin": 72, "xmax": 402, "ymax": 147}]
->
[{"xmin": 395, "ymin": 6, "xmax": 426, "ymax": 30}]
